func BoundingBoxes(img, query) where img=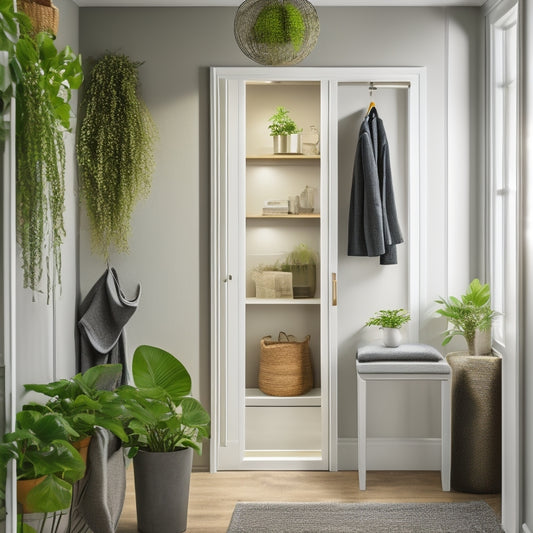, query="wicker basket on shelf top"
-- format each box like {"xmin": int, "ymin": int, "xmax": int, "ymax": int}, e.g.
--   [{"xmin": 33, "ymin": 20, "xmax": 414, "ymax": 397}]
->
[
  {"xmin": 17, "ymin": 0, "xmax": 59, "ymax": 36},
  {"xmin": 259, "ymin": 332, "xmax": 313, "ymax": 396}
]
